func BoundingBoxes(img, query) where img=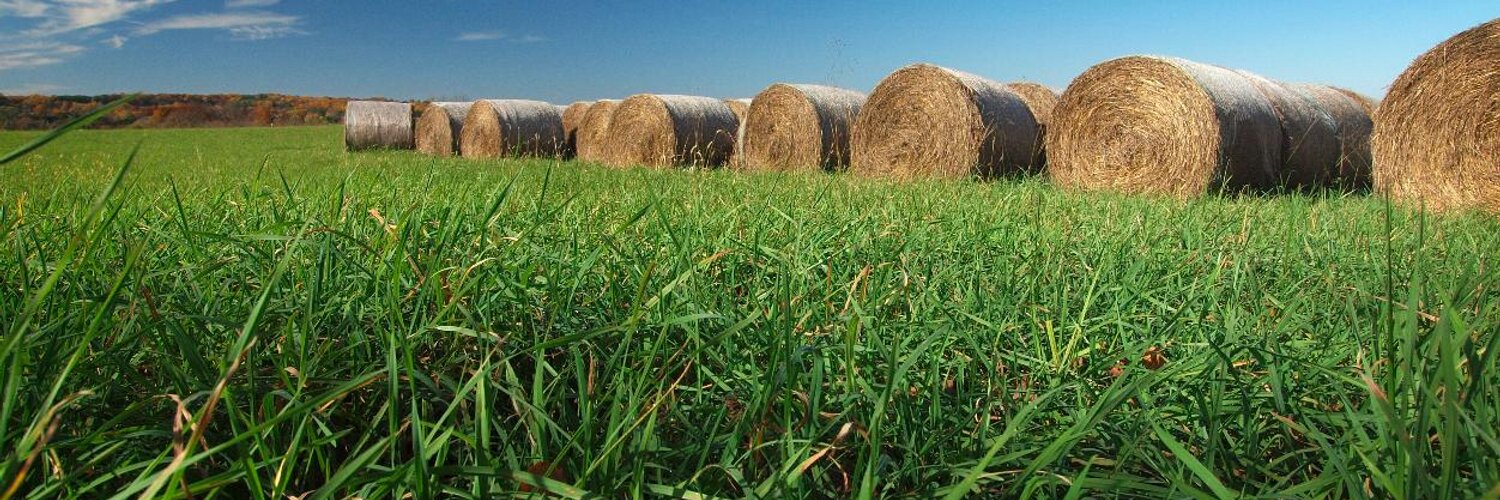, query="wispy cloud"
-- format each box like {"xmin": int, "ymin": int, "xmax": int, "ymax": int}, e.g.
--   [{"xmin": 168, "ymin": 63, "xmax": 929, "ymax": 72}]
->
[
  {"xmin": 0, "ymin": 42, "xmax": 84, "ymax": 70},
  {"xmin": 224, "ymin": 0, "xmax": 277, "ymax": 7},
  {"xmin": 134, "ymin": 11, "xmax": 306, "ymax": 40},
  {"xmin": 22, "ymin": 0, "xmax": 175, "ymax": 37},
  {"xmin": 0, "ymin": 0, "xmax": 50, "ymax": 17},
  {"xmin": 102, "ymin": 33, "xmax": 125, "ymax": 48},
  {"xmin": 516, "ymin": 34, "xmax": 547, "ymax": 43},
  {"xmin": 0, "ymin": 82, "xmax": 66, "ymax": 95},
  {"xmin": 455, "ymin": 31, "xmax": 503, "ymax": 42}
]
